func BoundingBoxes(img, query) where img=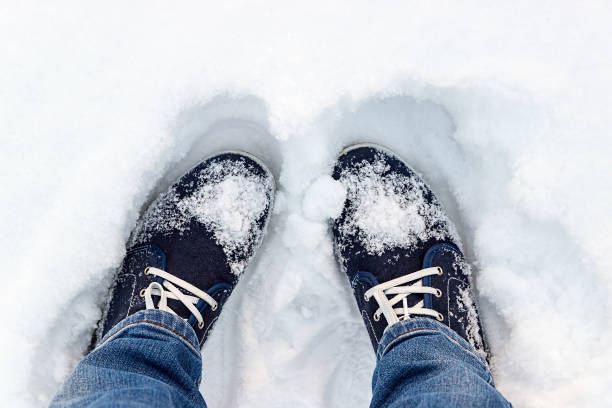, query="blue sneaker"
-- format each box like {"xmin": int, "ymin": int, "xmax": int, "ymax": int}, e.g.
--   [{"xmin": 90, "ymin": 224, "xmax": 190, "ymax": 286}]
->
[
  {"xmin": 332, "ymin": 144, "xmax": 487, "ymax": 357},
  {"xmin": 94, "ymin": 152, "xmax": 275, "ymax": 347}
]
